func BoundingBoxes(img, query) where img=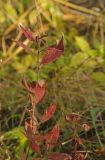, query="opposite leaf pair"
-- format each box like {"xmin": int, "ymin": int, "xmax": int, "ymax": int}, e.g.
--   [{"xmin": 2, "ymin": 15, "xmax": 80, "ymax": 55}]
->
[
  {"xmin": 14, "ymin": 24, "xmax": 64, "ymax": 64},
  {"xmin": 24, "ymin": 118, "xmax": 59, "ymax": 155}
]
